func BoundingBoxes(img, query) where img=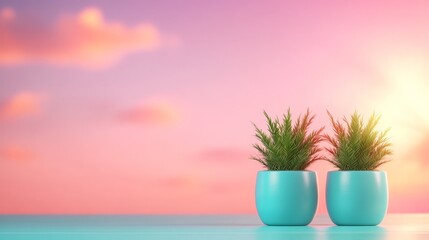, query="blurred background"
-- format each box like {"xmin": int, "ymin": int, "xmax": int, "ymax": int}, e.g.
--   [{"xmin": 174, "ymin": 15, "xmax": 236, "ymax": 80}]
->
[{"xmin": 0, "ymin": 0, "xmax": 428, "ymax": 214}]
